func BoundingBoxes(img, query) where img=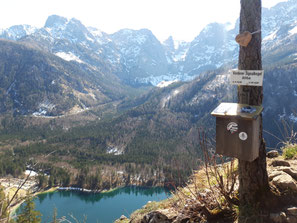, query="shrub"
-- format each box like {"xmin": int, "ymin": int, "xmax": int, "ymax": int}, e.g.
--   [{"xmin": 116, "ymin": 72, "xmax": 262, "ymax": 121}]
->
[{"xmin": 282, "ymin": 144, "xmax": 297, "ymax": 159}]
